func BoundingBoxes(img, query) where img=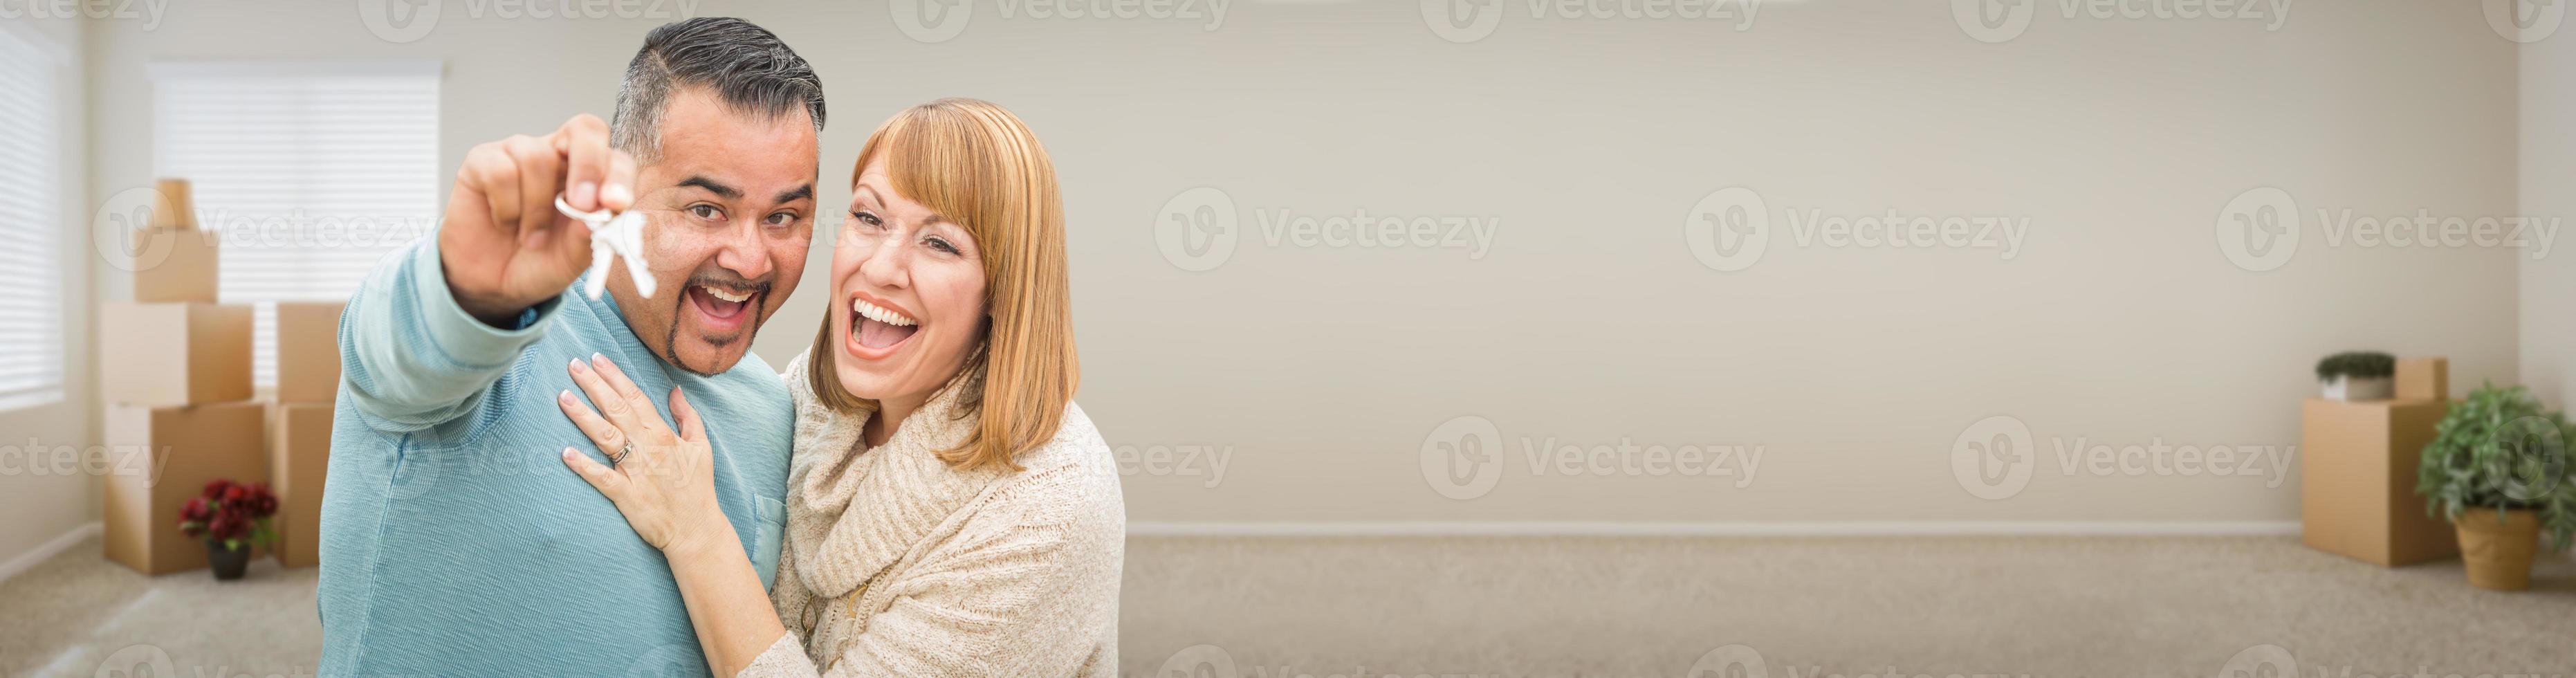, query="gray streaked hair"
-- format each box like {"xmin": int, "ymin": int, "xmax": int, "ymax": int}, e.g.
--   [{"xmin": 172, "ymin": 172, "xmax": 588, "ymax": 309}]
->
[{"xmin": 609, "ymin": 17, "xmax": 826, "ymax": 161}]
